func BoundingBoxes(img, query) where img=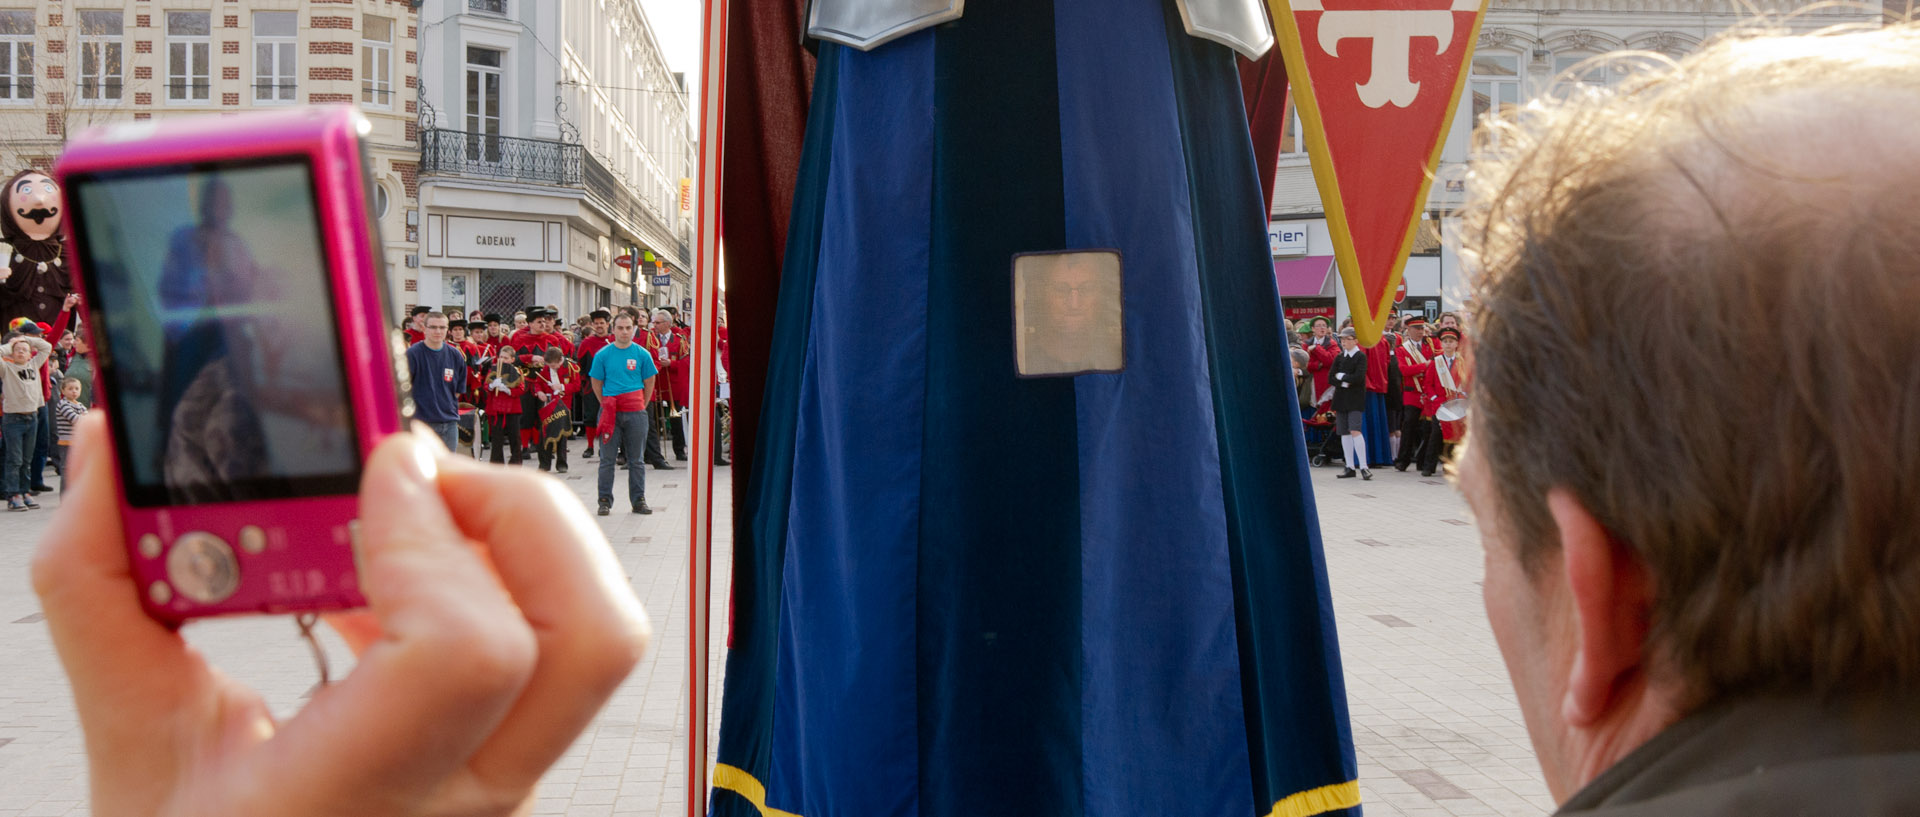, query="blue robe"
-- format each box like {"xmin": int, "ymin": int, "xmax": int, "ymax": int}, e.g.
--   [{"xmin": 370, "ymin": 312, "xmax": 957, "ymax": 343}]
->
[{"xmin": 712, "ymin": 2, "xmax": 1360, "ymax": 816}]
